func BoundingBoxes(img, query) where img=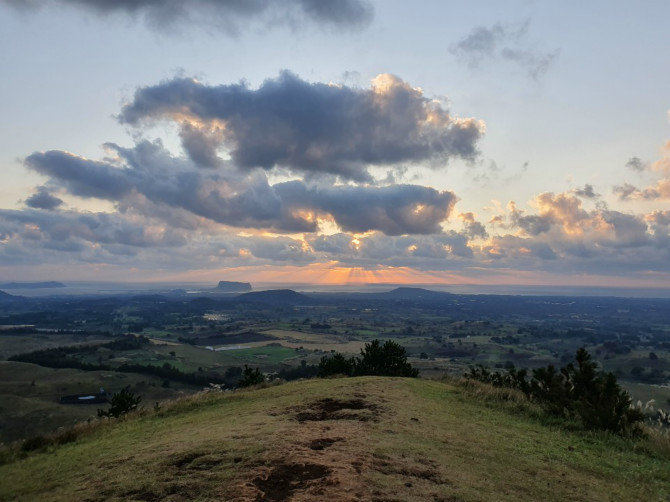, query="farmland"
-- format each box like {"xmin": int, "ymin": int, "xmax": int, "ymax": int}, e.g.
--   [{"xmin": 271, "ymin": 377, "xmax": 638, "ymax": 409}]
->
[{"xmin": 1, "ymin": 287, "xmax": 670, "ymax": 443}]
